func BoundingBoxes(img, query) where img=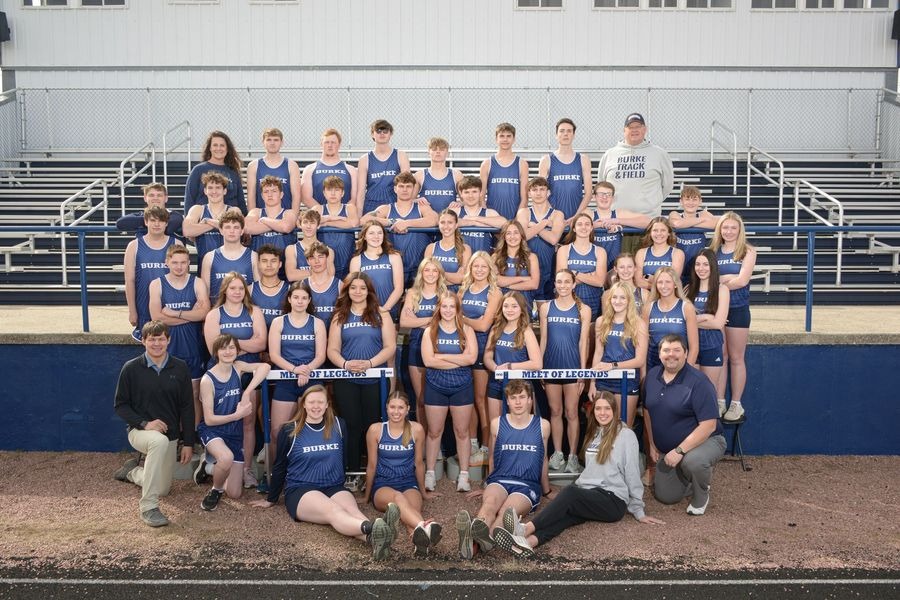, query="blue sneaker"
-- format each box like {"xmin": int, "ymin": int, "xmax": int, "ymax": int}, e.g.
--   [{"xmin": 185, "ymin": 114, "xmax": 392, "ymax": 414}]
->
[{"xmin": 130, "ymin": 328, "xmax": 142, "ymax": 343}]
